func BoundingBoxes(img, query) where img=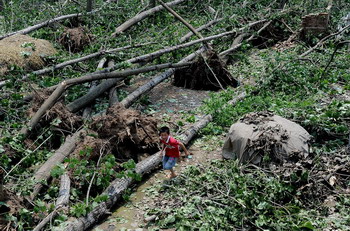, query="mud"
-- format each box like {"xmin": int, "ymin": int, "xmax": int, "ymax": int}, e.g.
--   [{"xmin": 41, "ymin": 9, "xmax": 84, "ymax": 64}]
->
[{"xmin": 173, "ymin": 51, "xmax": 238, "ymax": 90}]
